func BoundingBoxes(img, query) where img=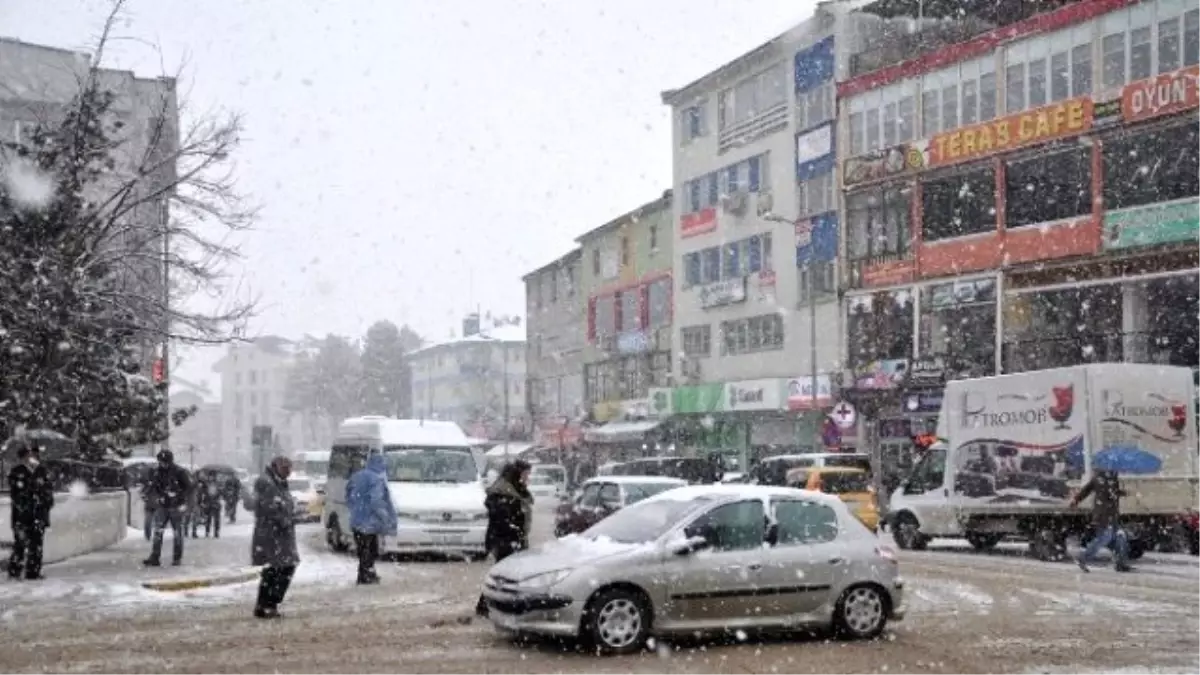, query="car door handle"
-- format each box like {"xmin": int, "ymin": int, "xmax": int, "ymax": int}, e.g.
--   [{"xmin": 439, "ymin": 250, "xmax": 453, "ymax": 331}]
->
[
  {"xmin": 828, "ymin": 556, "xmax": 844, "ymax": 565},
  {"xmin": 746, "ymin": 563, "xmax": 763, "ymax": 571}
]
